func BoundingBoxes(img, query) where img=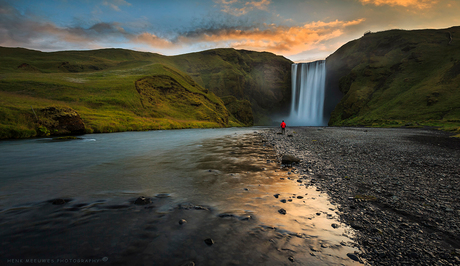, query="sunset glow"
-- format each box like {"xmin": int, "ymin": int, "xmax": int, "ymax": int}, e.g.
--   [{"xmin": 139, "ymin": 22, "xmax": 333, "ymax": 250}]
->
[{"xmin": 1, "ymin": 0, "xmax": 458, "ymax": 62}]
